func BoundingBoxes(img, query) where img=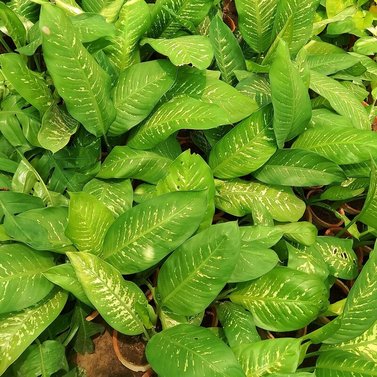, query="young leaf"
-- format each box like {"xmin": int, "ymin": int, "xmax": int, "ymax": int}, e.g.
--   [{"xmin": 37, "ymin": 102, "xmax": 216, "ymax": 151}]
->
[
  {"xmin": 230, "ymin": 267, "xmax": 328, "ymax": 331},
  {"xmin": 11, "ymin": 340, "xmax": 68, "ymax": 377},
  {"xmin": 67, "ymin": 252, "xmax": 152, "ymax": 336},
  {"xmin": 233, "ymin": 338, "xmax": 301, "ymax": 376},
  {"xmin": 209, "ymin": 107, "xmax": 276, "ymax": 179},
  {"xmin": 309, "ymin": 70, "xmax": 370, "ymax": 130},
  {"xmin": 254, "ymin": 149, "xmax": 345, "ymax": 187},
  {"xmin": 40, "ymin": 4, "xmax": 116, "ymax": 137},
  {"xmin": 97, "ymin": 145, "xmax": 173, "ymax": 184},
  {"xmin": 0, "ymin": 243, "xmax": 55, "ymax": 314},
  {"xmin": 65, "ymin": 192, "xmax": 114, "ymax": 255},
  {"xmin": 146, "ymin": 324, "xmax": 246, "ymax": 377},
  {"xmin": 38, "ymin": 104, "xmax": 79, "ymax": 153},
  {"xmin": 209, "ymin": 15, "xmax": 246, "ymax": 85},
  {"xmin": 109, "ymin": 60, "xmax": 177, "ymax": 136},
  {"xmin": 214, "ymin": 179, "xmax": 306, "ymax": 222},
  {"xmin": 141, "ymin": 36, "xmax": 214, "ymax": 70},
  {"xmin": 127, "ymin": 95, "xmax": 227, "ymax": 150},
  {"xmin": 0, "ymin": 289, "xmax": 68, "ymax": 376},
  {"xmin": 83, "ymin": 178, "xmax": 133, "ymax": 217},
  {"xmin": 217, "ymin": 302, "xmax": 261, "ymax": 348},
  {"xmin": 292, "ymin": 125, "xmax": 377, "ymax": 164},
  {"xmin": 43, "ymin": 264, "xmax": 92, "ymax": 307},
  {"xmin": 0, "ymin": 53, "xmax": 53, "ymax": 113},
  {"xmin": 158, "ymin": 222, "xmax": 240, "ymax": 315},
  {"xmin": 156, "ymin": 150, "xmax": 215, "ymax": 230},
  {"xmin": 235, "ymin": 0, "xmax": 278, "ymax": 53},
  {"xmin": 103, "ymin": 191, "xmax": 206, "ymax": 273},
  {"xmin": 269, "ymin": 39, "xmax": 312, "ymax": 148},
  {"xmin": 106, "ymin": 0, "xmax": 151, "ymax": 71},
  {"xmin": 0, "ymin": 2, "xmax": 26, "ymax": 48}
]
